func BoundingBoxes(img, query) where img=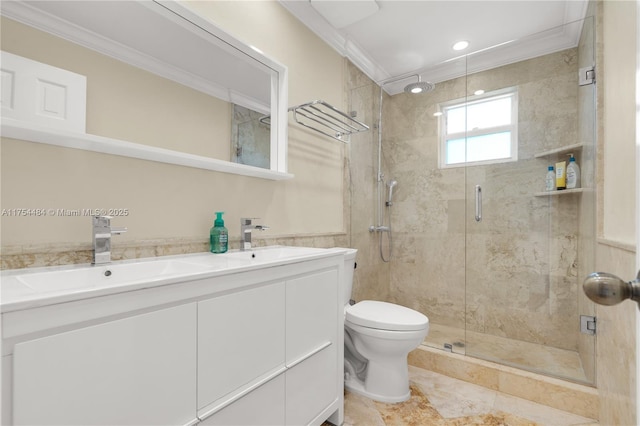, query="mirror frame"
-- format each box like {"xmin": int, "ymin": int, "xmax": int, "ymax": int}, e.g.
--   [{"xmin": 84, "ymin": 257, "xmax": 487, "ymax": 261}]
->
[{"xmin": 0, "ymin": 0, "xmax": 291, "ymax": 180}]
